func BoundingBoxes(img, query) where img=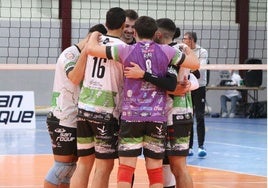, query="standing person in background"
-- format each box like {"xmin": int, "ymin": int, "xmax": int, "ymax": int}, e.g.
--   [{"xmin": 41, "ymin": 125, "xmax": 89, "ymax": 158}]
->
[
  {"xmin": 220, "ymin": 70, "xmax": 242, "ymax": 118},
  {"xmin": 86, "ymin": 16, "xmax": 200, "ymax": 188},
  {"xmin": 121, "ymin": 9, "xmax": 138, "ymax": 45},
  {"xmin": 44, "ymin": 24, "xmax": 107, "ymax": 188},
  {"xmin": 69, "ymin": 7, "xmax": 126, "ymax": 188},
  {"xmin": 182, "ymin": 31, "xmax": 208, "ymax": 158}
]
